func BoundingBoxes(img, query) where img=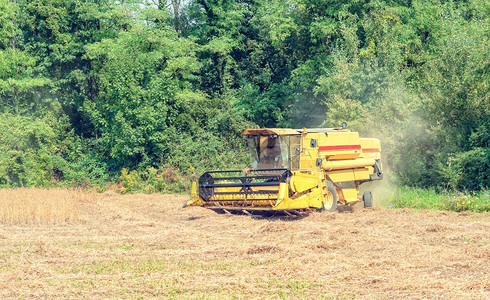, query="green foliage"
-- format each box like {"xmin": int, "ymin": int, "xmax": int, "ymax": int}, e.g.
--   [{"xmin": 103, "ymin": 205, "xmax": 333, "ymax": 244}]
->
[
  {"xmin": 166, "ymin": 131, "xmax": 248, "ymax": 175},
  {"xmin": 0, "ymin": 0, "xmax": 487, "ymax": 195},
  {"xmin": 447, "ymin": 192, "xmax": 475, "ymax": 212},
  {"xmin": 0, "ymin": 111, "xmax": 108, "ymax": 188},
  {"xmin": 0, "ymin": 48, "xmax": 52, "ymax": 115},
  {"xmin": 0, "ymin": 0, "xmax": 52, "ymax": 115},
  {"xmin": 390, "ymin": 187, "xmax": 490, "ymax": 213},
  {"xmin": 0, "ymin": 113, "xmax": 58, "ymax": 186},
  {"xmin": 0, "ymin": 0, "xmax": 17, "ymax": 49},
  {"xmin": 119, "ymin": 166, "xmax": 188, "ymax": 194},
  {"xmin": 443, "ymin": 148, "xmax": 490, "ymax": 191},
  {"xmin": 83, "ymin": 20, "xmax": 202, "ymax": 169},
  {"xmin": 60, "ymin": 153, "xmax": 109, "ymax": 188}
]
